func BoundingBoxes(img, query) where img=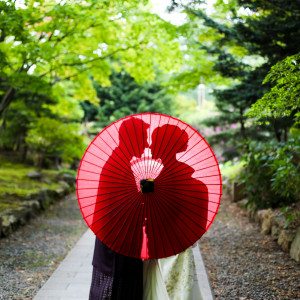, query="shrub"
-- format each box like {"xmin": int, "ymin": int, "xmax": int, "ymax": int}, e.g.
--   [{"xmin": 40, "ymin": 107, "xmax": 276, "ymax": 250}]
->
[{"xmin": 239, "ymin": 139, "xmax": 300, "ymax": 209}]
